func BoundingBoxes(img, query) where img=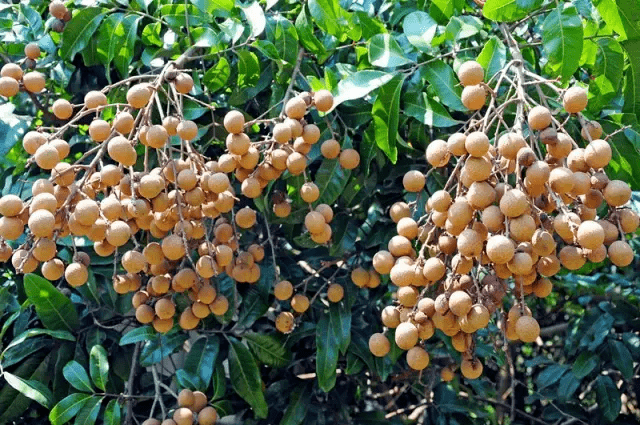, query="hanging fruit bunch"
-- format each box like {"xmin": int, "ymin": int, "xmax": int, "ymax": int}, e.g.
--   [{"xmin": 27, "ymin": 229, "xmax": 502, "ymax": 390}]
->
[
  {"xmin": 363, "ymin": 45, "xmax": 637, "ymax": 380},
  {"xmin": 0, "ymin": 38, "xmax": 359, "ymax": 335}
]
